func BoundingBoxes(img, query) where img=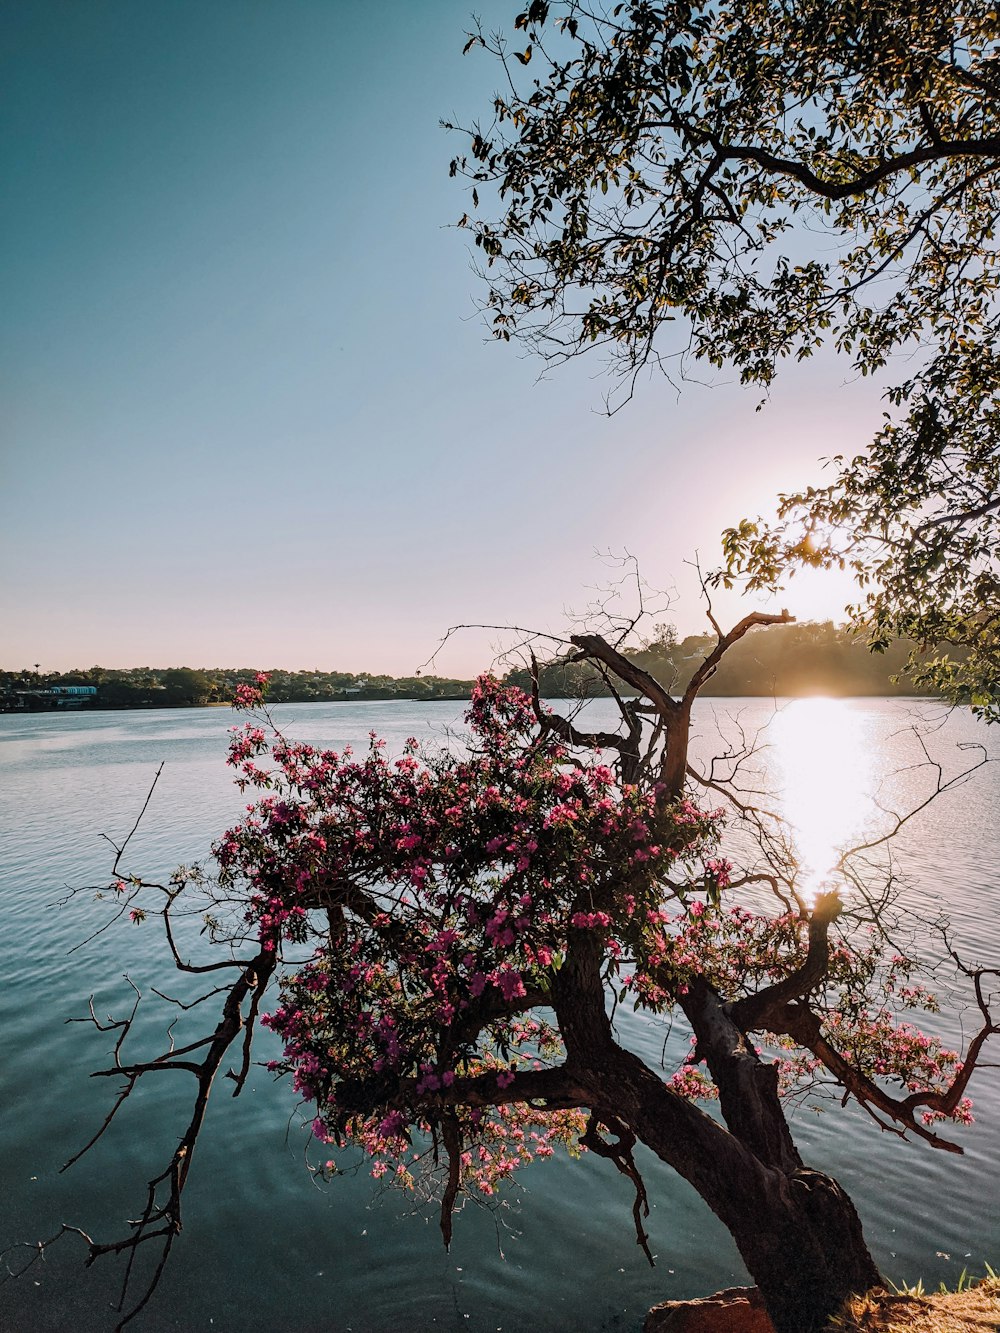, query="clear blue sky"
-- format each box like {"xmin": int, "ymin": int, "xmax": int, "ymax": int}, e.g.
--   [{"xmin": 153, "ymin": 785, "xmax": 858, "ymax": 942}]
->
[{"xmin": 1, "ymin": 0, "xmax": 882, "ymax": 676}]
